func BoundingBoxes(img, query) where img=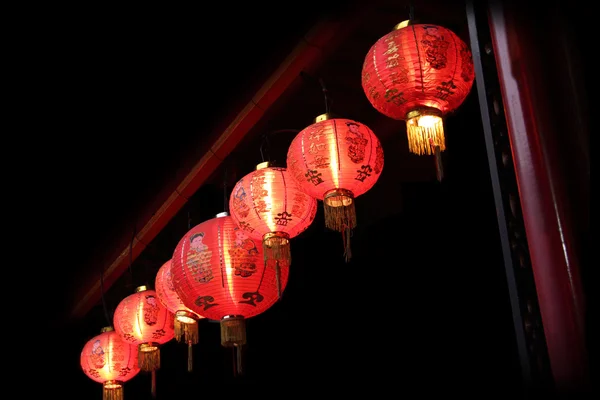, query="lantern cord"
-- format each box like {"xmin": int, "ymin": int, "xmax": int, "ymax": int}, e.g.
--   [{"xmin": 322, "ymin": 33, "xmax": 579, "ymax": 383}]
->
[
  {"xmin": 223, "ymin": 167, "xmax": 229, "ymax": 213},
  {"xmin": 128, "ymin": 224, "xmax": 137, "ymax": 287},
  {"xmin": 99, "ymin": 266, "xmax": 112, "ymax": 327},
  {"xmin": 259, "ymin": 133, "xmax": 271, "ymax": 162},
  {"xmin": 318, "ymin": 78, "xmax": 331, "ymax": 114},
  {"xmin": 187, "ymin": 210, "xmax": 192, "ymax": 231},
  {"xmin": 300, "ymin": 71, "xmax": 332, "ymax": 114},
  {"xmin": 408, "ymin": 2, "xmax": 415, "ymax": 21}
]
